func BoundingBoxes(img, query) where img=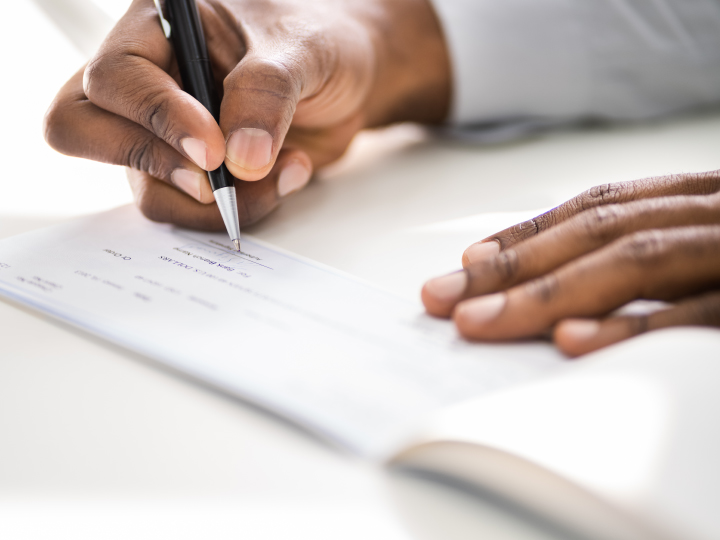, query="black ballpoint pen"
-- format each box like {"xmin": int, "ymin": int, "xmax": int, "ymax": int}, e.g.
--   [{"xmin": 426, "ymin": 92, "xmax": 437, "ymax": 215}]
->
[{"xmin": 155, "ymin": 0, "xmax": 241, "ymax": 251}]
